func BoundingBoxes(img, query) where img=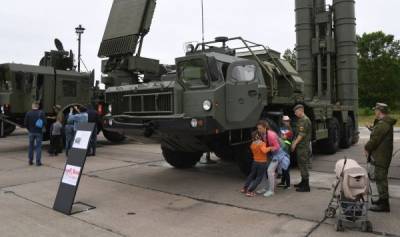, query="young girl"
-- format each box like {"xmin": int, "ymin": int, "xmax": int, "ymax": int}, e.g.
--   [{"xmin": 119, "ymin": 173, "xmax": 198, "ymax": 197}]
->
[
  {"xmin": 241, "ymin": 129, "xmax": 272, "ymax": 197},
  {"xmin": 277, "ymin": 115, "xmax": 293, "ymax": 189},
  {"xmin": 263, "ymin": 127, "xmax": 283, "ymax": 197},
  {"xmin": 277, "ymin": 133, "xmax": 291, "ymax": 189}
]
